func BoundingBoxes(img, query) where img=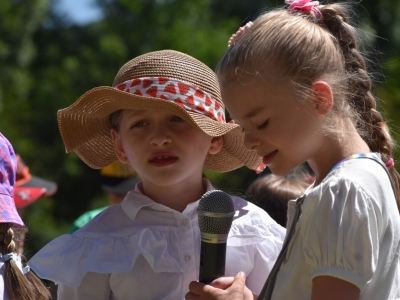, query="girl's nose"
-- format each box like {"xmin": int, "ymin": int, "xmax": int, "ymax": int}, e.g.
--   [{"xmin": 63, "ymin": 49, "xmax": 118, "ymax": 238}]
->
[
  {"xmin": 243, "ymin": 131, "xmax": 260, "ymax": 151},
  {"xmin": 150, "ymin": 125, "xmax": 172, "ymax": 146}
]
